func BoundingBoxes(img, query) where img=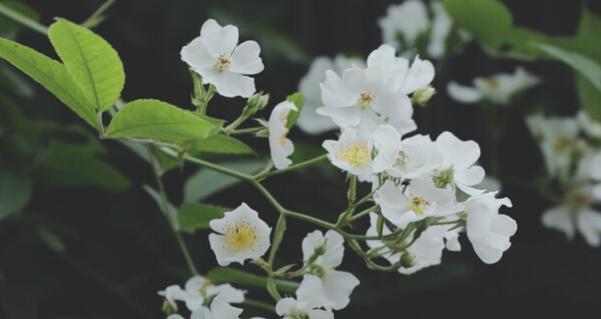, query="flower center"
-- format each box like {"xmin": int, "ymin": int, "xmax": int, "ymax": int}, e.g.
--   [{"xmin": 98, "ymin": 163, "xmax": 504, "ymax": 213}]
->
[
  {"xmin": 395, "ymin": 150, "xmax": 408, "ymax": 168},
  {"xmin": 357, "ymin": 91, "xmax": 375, "ymax": 110},
  {"xmin": 567, "ymin": 191, "xmax": 590, "ymax": 210},
  {"xmin": 214, "ymin": 54, "xmax": 231, "ymax": 72},
  {"xmin": 340, "ymin": 142, "xmax": 370, "ymax": 167},
  {"xmin": 225, "ymin": 221, "xmax": 257, "ymax": 252},
  {"xmin": 553, "ymin": 136, "xmax": 571, "ymax": 153},
  {"xmin": 408, "ymin": 196, "xmax": 429, "ymax": 215},
  {"xmin": 486, "ymin": 76, "xmax": 499, "ymax": 89}
]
